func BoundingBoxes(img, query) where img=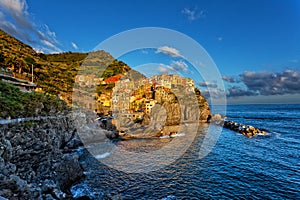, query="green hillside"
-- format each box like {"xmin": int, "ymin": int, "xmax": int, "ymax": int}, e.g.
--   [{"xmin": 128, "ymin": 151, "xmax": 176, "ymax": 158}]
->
[
  {"xmin": 0, "ymin": 80, "xmax": 68, "ymax": 119},
  {"xmin": 0, "ymin": 29, "xmax": 137, "ymax": 103}
]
